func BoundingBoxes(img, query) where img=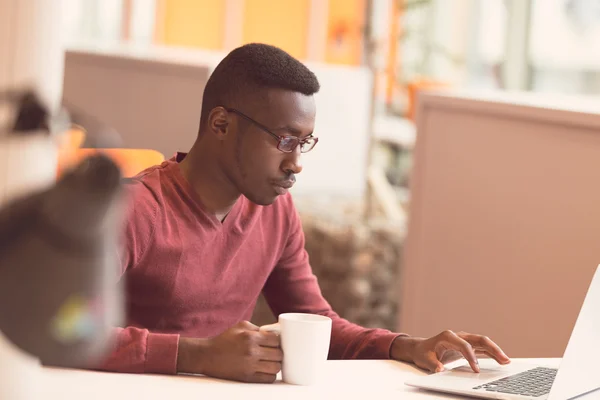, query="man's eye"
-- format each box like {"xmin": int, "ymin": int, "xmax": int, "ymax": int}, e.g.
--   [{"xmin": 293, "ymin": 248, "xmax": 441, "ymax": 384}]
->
[{"xmin": 279, "ymin": 137, "xmax": 297, "ymax": 150}]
